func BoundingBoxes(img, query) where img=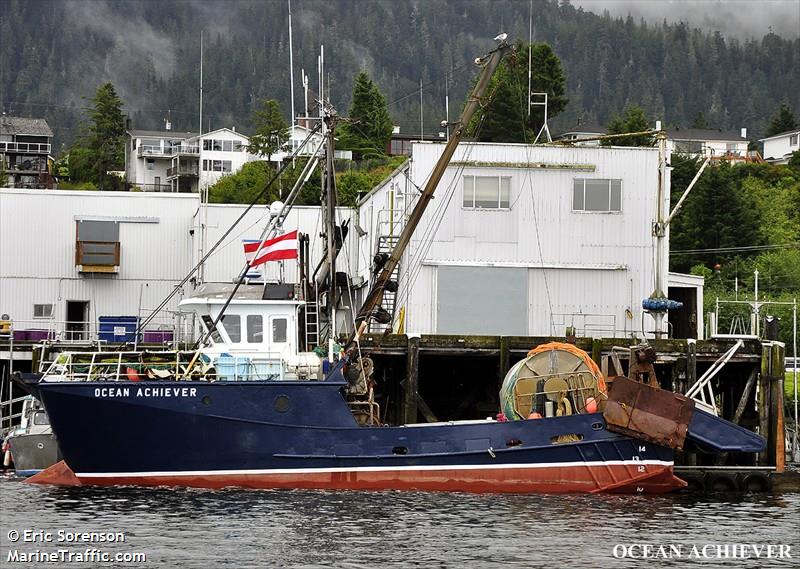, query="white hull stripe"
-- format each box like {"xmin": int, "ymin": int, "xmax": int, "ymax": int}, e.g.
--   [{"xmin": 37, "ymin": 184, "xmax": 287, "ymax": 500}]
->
[{"xmin": 76, "ymin": 460, "xmax": 674, "ymax": 478}]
